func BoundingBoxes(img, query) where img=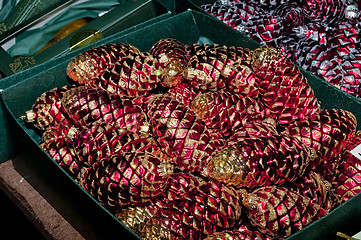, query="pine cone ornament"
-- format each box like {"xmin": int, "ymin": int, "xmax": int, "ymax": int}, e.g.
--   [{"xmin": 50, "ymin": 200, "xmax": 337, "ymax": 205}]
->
[
  {"xmin": 207, "ymin": 122, "xmax": 312, "ymax": 189},
  {"xmin": 147, "ymin": 94, "xmax": 225, "ymax": 175},
  {"xmin": 151, "ymin": 178, "xmax": 243, "ymax": 239},
  {"xmin": 326, "ymin": 20, "xmax": 360, "ymax": 57},
  {"xmin": 94, "ymin": 52, "xmax": 162, "ymax": 97},
  {"xmin": 201, "ymin": 1, "xmax": 267, "ymax": 31},
  {"xmin": 274, "ymin": 2, "xmax": 304, "ymax": 33},
  {"xmin": 61, "ymin": 86, "xmax": 146, "ymax": 131},
  {"xmin": 67, "ymin": 43, "xmax": 141, "ymax": 84},
  {"xmin": 283, "ymin": 109, "xmax": 357, "ymax": 178},
  {"xmin": 68, "ymin": 122, "xmax": 139, "ymax": 168},
  {"xmin": 301, "ymin": 0, "xmax": 346, "ymax": 26},
  {"xmin": 24, "ymin": 85, "xmax": 74, "ymax": 130},
  {"xmin": 339, "ymin": 51, "xmax": 361, "ymax": 98},
  {"xmin": 252, "ymin": 45, "xmax": 321, "ymax": 125},
  {"xmin": 81, "ymin": 150, "xmax": 174, "ymax": 213},
  {"xmin": 41, "ymin": 130, "xmax": 82, "ymax": 180},
  {"xmin": 282, "ymin": 170, "xmax": 333, "ymax": 210},
  {"xmin": 191, "ymin": 91, "xmax": 270, "ymax": 136},
  {"xmin": 240, "ymin": 186, "xmax": 327, "ymax": 238},
  {"xmin": 116, "ymin": 204, "xmax": 160, "ymax": 239},
  {"xmin": 333, "ymin": 131, "xmax": 361, "ymax": 204},
  {"xmin": 226, "ymin": 120, "xmax": 278, "ymax": 141},
  {"xmin": 186, "ymin": 44, "xmax": 258, "ymax": 97},
  {"xmin": 165, "ymin": 81, "xmax": 202, "ymax": 107},
  {"xmin": 149, "ymin": 38, "xmax": 188, "ymax": 87},
  {"xmin": 247, "ymin": 14, "xmax": 285, "ymax": 48}
]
